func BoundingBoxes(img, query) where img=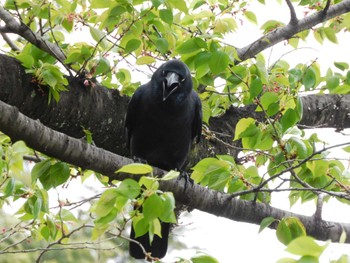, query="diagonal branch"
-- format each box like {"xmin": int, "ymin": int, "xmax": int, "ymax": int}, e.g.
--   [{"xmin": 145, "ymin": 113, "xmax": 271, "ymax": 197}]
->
[
  {"xmin": 1, "ymin": 99, "xmax": 350, "ymax": 244},
  {"xmin": 236, "ymin": 0, "xmax": 350, "ymax": 62},
  {"xmin": 0, "ymin": 6, "xmax": 66, "ymax": 62}
]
